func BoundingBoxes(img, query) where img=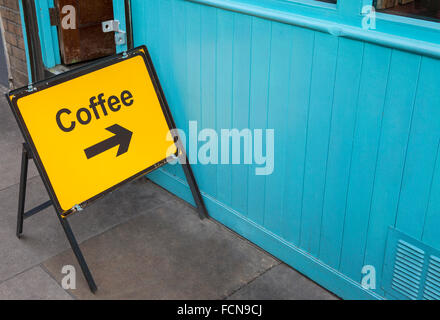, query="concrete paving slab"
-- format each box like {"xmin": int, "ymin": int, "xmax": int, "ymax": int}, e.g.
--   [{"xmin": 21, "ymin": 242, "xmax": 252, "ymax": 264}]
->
[
  {"xmin": 42, "ymin": 199, "xmax": 279, "ymax": 300},
  {"xmin": 0, "ymin": 266, "xmax": 72, "ymax": 300},
  {"xmin": 227, "ymin": 264, "xmax": 338, "ymax": 300},
  {"xmin": 0, "ymin": 175, "xmax": 172, "ymax": 283},
  {"xmin": 0, "ymin": 87, "xmax": 39, "ymax": 190}
]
